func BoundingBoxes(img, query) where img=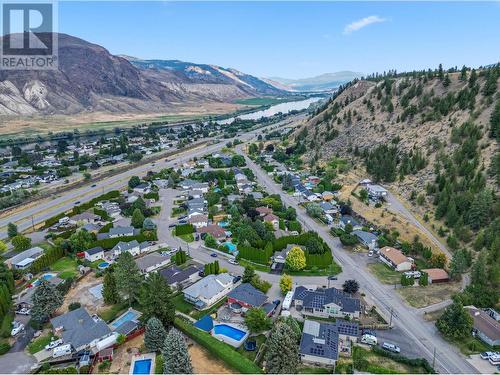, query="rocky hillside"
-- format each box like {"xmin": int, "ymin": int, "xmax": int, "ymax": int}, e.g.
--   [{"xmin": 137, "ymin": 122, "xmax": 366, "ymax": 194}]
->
[
  {"xmin": 0, "ymin": 33, "xmax": 286, "ymax": 116},
  {"xmin": 298, "ymin": 66, "xmax": 499, "ymax": 199}
]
